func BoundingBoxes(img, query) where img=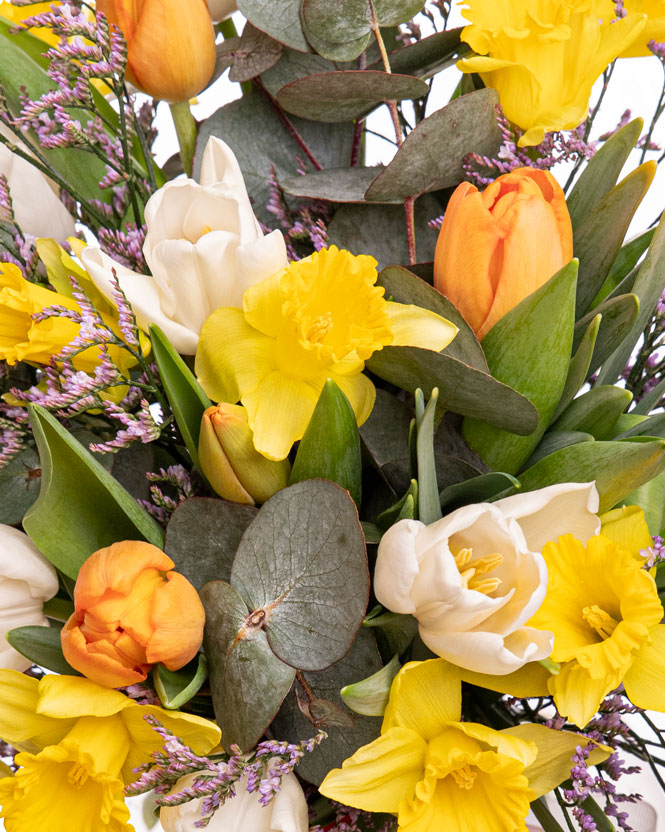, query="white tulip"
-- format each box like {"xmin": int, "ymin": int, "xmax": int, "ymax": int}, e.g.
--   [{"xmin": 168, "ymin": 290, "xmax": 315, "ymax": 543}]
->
[
  {"xmin": 374, "ymin": 482, "xmax": 600, "ymax": 675},
  {"xmin": 206, "ymin": 0, "xmax": 237, "ymax": 21},
  {"xmin": 0, "ymin": 525, "xmax": 59, "ymax": 671},
  {"xmin": 81, "ymin": 137, "xmax": 288, "ymax": 355},
  {"xmin": 159, "ymin": 762, "xmax": 309, "ymax": 832}
]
